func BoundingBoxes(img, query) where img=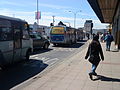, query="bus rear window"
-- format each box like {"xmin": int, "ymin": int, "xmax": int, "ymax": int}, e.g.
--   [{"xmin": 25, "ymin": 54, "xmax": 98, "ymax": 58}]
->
[{"xmin": 51, "ymin": 27, "xmax": 64, "ymax": 34}]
